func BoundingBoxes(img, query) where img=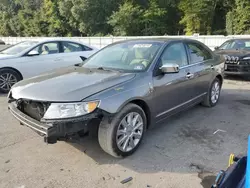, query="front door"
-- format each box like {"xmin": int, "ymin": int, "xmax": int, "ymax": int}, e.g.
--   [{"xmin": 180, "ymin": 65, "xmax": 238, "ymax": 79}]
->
[
  {"xmin": 19, "ymin": 42, "xmax": 62, "ymax": 78},
  {"xmin": 152, "ymin": 42, "xmax": 195, "ymax": 121}
]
